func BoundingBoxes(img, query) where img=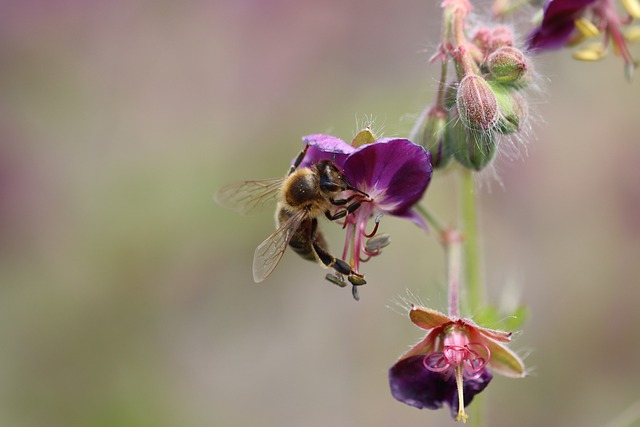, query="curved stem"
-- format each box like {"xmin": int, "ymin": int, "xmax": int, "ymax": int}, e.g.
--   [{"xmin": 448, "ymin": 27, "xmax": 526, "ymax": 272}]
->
[{"xmin": 415, "ymin": 203, "xmax": 445, "ymax": 236}]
